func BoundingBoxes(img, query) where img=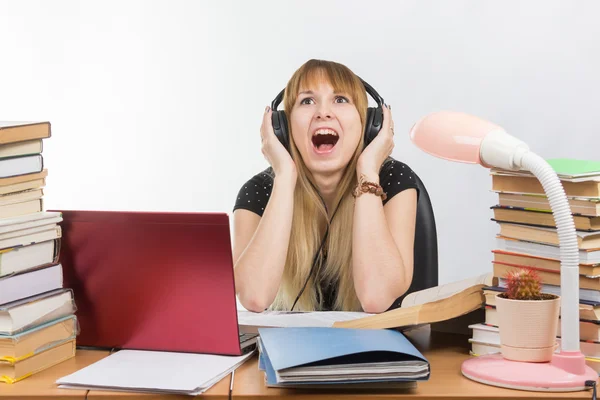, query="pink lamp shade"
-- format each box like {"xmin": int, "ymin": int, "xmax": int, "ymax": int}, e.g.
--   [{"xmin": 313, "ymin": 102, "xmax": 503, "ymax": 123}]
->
[{"xmin": 409, "ymin": 111, "xmax": 503, "ymax": 166}]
